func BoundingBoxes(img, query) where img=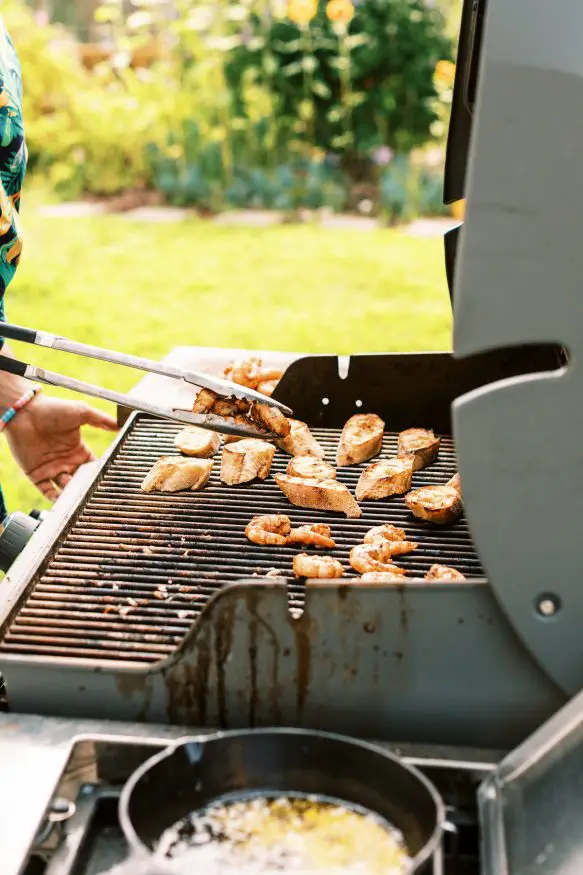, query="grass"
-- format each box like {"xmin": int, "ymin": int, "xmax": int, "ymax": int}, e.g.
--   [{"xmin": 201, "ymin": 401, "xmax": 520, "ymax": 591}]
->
[{"xmin": 1, "ymin": 189, "xmax": 452, "ymax": 513}]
